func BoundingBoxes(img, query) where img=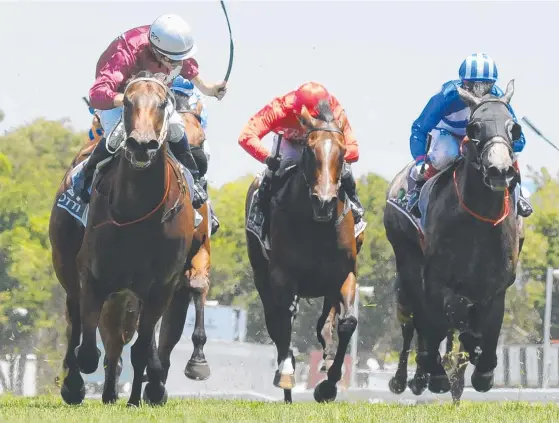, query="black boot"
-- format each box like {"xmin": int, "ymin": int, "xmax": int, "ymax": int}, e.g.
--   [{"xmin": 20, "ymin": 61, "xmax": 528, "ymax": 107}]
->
[
  {"xmin": 200, "ymin": 177, "xmax": 220, "ymax": 235},
  {"xmin": 170, "ymin": 135, "xmax": 208, "ymax": 209},
  {"xmin": 74, "ymin": 137, "xmax": 112, "ymax": 203},
  {"xmin": 340, "ymin": 163, "xmax": 365, "ymax": 224},
  {"xmin": 258, "ymin": 169, "xmax": 274, "ymax": 239},
  {"xmin": 517, "ymin": 190, "xmax": 533, "ymax": 218}
]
